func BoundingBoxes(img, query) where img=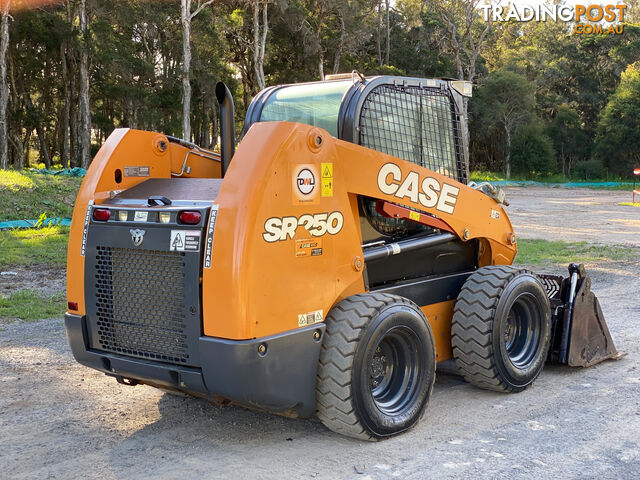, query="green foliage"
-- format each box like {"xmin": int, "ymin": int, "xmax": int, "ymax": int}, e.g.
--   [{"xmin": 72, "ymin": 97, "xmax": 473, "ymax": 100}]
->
[
  {"xmin": 470, "ymin": 69, "xmax": 536, "ymax": 174},
  {"xmin": 0, "ymin": 290, "xmax": 66, "ymax": 322},
  {"xmin": 510, "ymin": 122, "xmax": 556, "ymax": 176},
  {"xmin": 2, "ymin": 1, "xmax": 640, "ymax": 180},
  {"xmin": 594, "ymin": 63, "xmax": 640, "ymax": 177},
  {"xmin": 574, "ymin": 158, "xmax": 605, "ymax": 180},
  {"xmin": 0, "ymin": 170, "xmax": 82, "ymax": 221},
  {"xmin": 0, "ymin": 226, "xmax": 69, "ymax": 266},
  {"xmin": 515, "ymin": 239, "xmax": 637, "ymax": 265},
  {"xmin": 546, "ymin": 104, "xmax": 589, "ymax": 176}
]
